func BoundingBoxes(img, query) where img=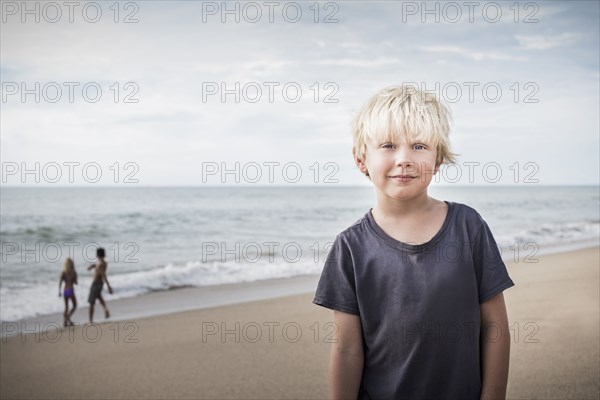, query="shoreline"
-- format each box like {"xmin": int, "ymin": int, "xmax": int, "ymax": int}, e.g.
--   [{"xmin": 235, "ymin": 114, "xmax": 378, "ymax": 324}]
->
[
  {"xmin": 1, "ymin": 246, "xmax": 598, "ymax": 399},
  {"xmin": 2, "ymin": 241, "xmax": 598, "ymax": 335},
  {"xmin": 1, "ymin": 274, "xmax": 321, "ymax": 337}
]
